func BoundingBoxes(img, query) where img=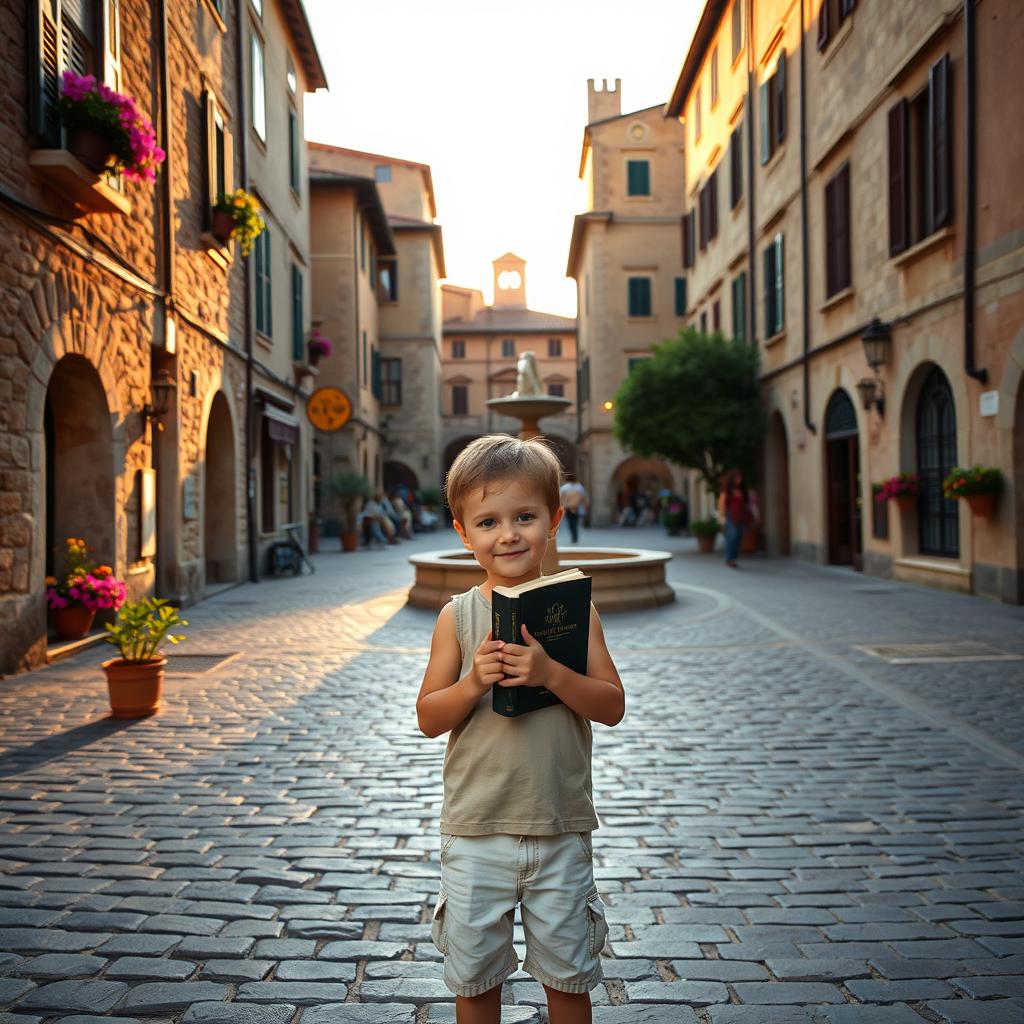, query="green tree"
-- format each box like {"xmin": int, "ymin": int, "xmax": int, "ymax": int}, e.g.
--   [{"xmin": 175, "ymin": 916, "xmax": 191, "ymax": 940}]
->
[{"xmin": 614, "ymin": 328, "xmax": 765, "ymax": 496}]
